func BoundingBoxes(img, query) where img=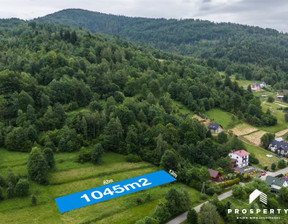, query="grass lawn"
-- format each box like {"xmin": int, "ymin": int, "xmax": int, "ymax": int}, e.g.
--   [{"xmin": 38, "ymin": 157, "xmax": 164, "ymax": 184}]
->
[
  {"xmin": 0, "ymin": 149, "xmax": 202, "ymax": 224},
  {"xmin": 244, "ymin": 143, "xmax": 280, "ymax": 170},
  {"xmin": 259, "ymin": 101, "xmax": 288, "ymax": 133},
  {"xmin": 205, "ymin": 109, "xmax": 241, "ymax": 129}
]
